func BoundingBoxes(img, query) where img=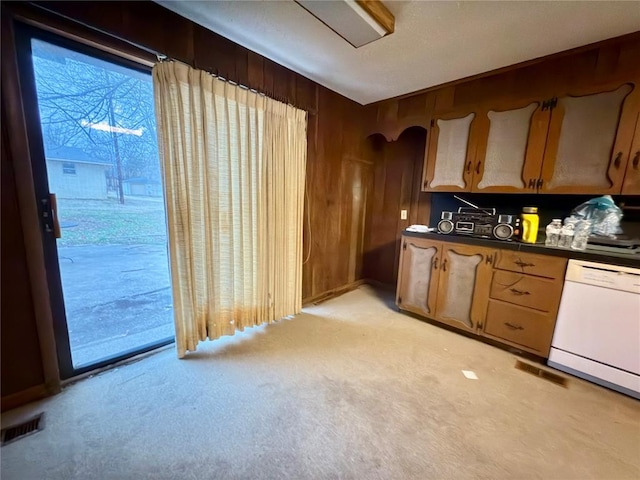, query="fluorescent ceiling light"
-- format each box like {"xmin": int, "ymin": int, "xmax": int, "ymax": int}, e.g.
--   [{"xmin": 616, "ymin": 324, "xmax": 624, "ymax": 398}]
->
[{"xmin": 296, "ymin": 0, "xmax": 394, "ymax": 48}]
